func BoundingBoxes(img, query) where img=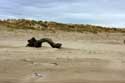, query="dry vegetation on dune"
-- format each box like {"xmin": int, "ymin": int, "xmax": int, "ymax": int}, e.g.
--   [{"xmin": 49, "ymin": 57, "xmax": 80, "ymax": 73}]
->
[{"xmin": 0, "ymin": 19, "xmax": 125, "ymax": 33}]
